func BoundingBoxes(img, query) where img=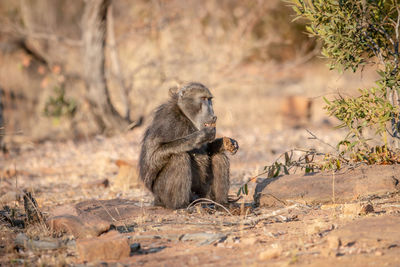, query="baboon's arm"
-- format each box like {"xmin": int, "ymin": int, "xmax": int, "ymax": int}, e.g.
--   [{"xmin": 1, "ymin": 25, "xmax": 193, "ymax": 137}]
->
[
  {"xmin": 160, "ymin": 132, "xmax": 203, "ymax": 154},
  {"xmin": 153, "ymin": 128, "xmax": 215, "ymax": 161},
  {"xmin": 208, "ymin": 137, "xmax": 239, "ymax": 155}
]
